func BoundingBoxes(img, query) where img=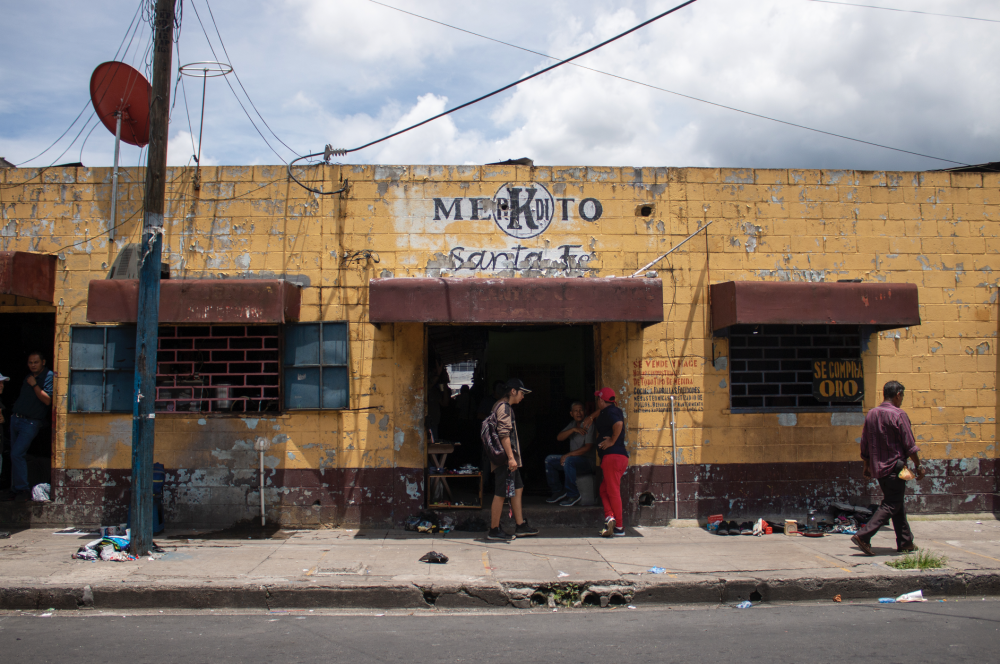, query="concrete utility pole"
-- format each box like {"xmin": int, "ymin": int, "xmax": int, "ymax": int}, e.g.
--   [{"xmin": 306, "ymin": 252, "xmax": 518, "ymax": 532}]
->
[{"xmin": 130, "ymin": 0, "xmax": 174, "ymax": 557}]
